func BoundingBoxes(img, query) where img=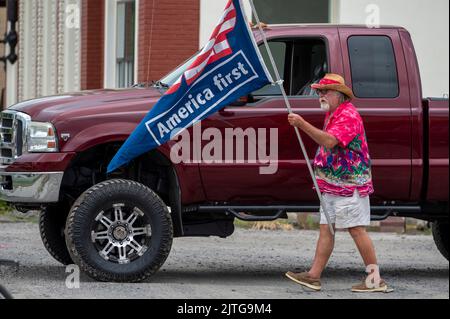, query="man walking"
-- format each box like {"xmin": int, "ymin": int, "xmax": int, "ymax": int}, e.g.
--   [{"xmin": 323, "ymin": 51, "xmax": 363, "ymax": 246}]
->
[{"xmin": 286, "ymin": 74, "xmax": 388, "ymax": 293}]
